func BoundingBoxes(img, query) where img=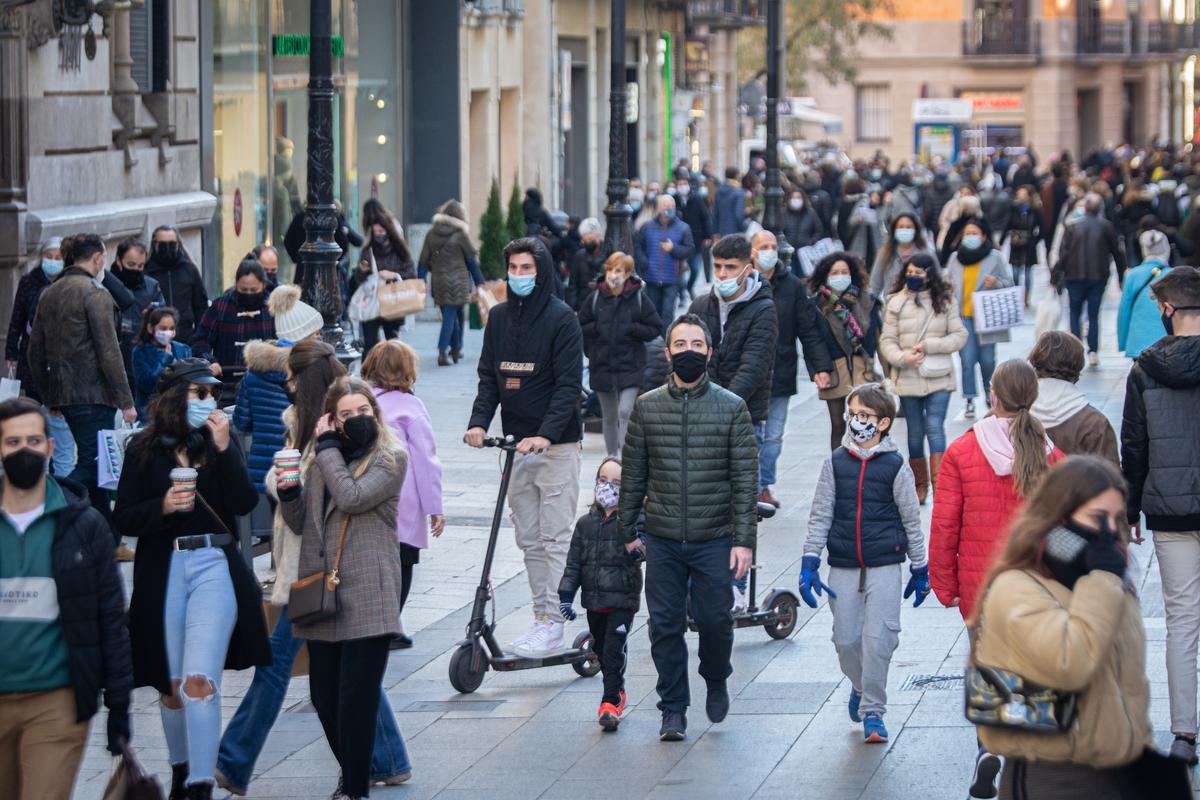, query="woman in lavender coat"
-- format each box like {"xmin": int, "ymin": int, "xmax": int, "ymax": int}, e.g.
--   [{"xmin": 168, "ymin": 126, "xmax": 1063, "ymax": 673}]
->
[{"xmin": 361, "ymin": 339, "xmax": 445, "ymax": 648}]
